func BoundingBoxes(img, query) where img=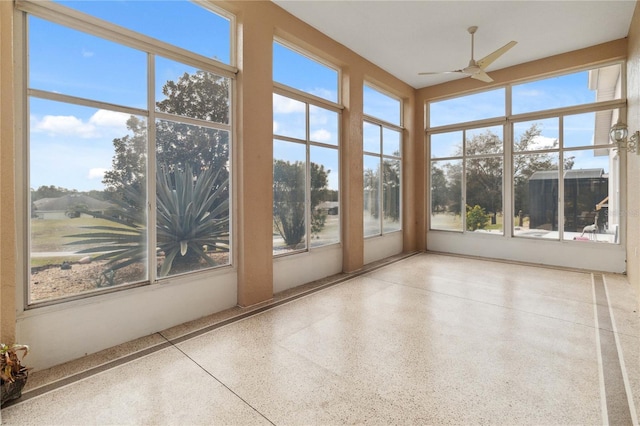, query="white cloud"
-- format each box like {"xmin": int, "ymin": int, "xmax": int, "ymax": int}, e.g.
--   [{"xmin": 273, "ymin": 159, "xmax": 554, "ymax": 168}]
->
[
  {"xmin": 88, "ymin": 168, "xmax": 107, "ymax": 180},
  {"xmin": 530, "ymin": 135, "xmax": 558, "ymax": 150},
  {"xmin": 33, "ymin": 115, "xmax": 98, "ymax": 138},
  {"xmin": 32, "ymin": 109, "xmax": 129, "ymax": 139},
  {"xmin": 89, "ymin": 109, "xmax": 129, "ymax": 129},
  {"xmin": 273, "ymin": 95, "xmax": 305, "ymax": 114},
  {"xmin": 81, "ymin": 48, "xmax": 95, "ymax": 58},
  {"xmin": 273, "ymin": 121, "xmax": 280, "ymax": 133},
  {"xmin": 310, "ymin": 129, "xmax": 332, "ymax": 142}
]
